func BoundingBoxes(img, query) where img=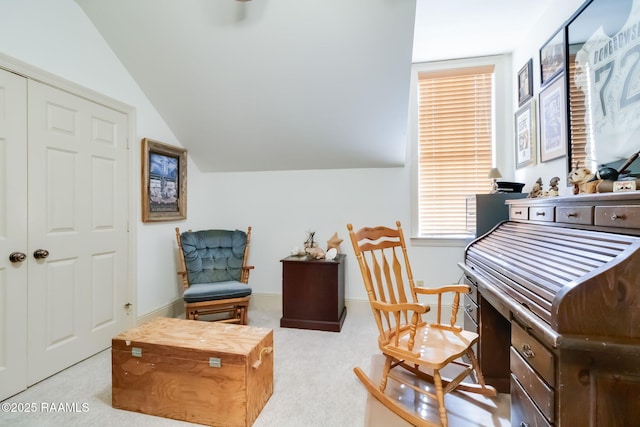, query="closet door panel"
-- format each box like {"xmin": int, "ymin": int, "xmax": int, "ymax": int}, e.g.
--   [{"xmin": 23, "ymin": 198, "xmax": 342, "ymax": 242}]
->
[
  {"xmin": 27, "ymin": 80, "xmax": 130, "ymax": 384},
  {"xmin": 0, "ymin": 68, "xmax": 28, "ymax": 401}
]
